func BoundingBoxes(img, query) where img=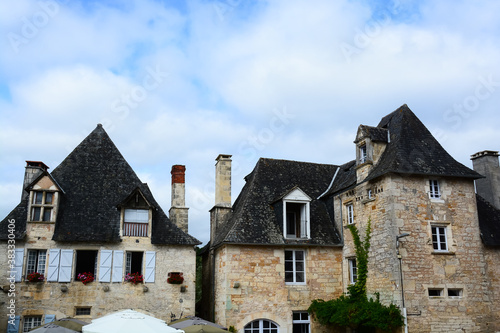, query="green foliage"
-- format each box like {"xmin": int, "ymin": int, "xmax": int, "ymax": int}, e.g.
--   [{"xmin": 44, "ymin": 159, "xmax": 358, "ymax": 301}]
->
[
  {"xmin": 228, "ymin": 326, "xmax": 237, "ymax": 333},
  {"xmin": 308, "ymin": 218, "xmax": 404, "ymax": 331}
]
